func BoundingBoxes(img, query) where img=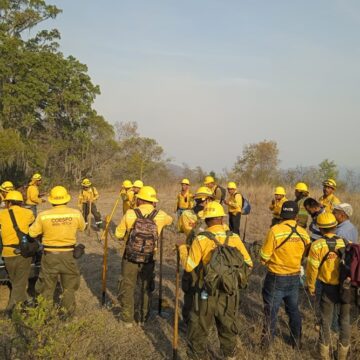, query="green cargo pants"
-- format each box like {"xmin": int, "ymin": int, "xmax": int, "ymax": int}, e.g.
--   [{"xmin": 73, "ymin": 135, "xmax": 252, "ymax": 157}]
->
[
  {"xmin": 35, "ymin": 251, "xmax": 80, "ymax": 315},
  {"xmin": 187, "ymin": 291, "xmax": 239, "ymax": 359},
  {"xmin": 118, "ymin": 258, "xmax": 155, "ymax": 323},
  {"xmin": 4, "ymin": 256, "xmax": 32, "ymax": 310}
]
